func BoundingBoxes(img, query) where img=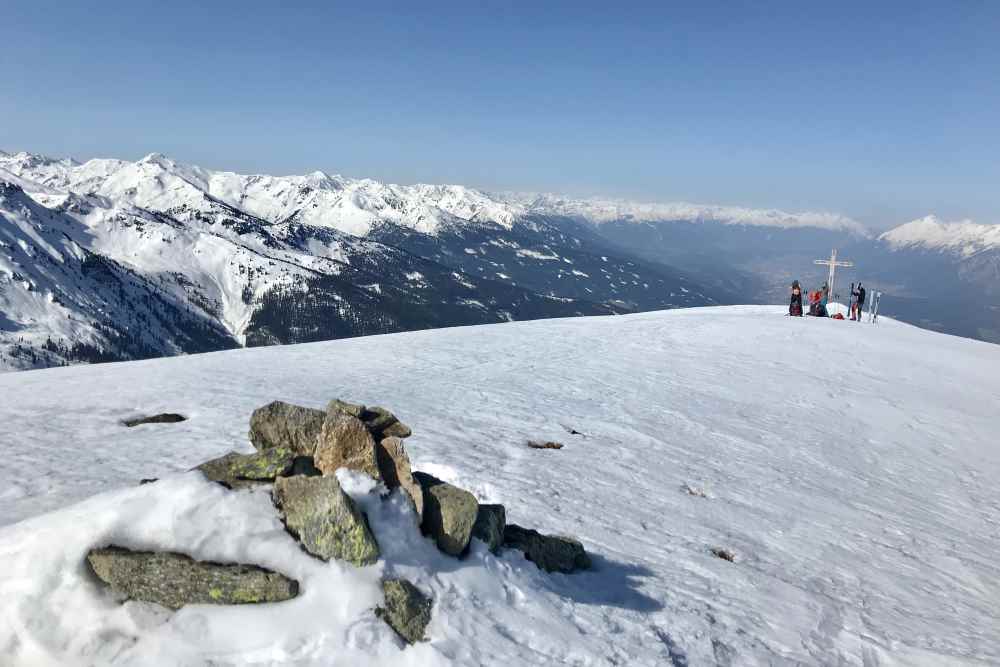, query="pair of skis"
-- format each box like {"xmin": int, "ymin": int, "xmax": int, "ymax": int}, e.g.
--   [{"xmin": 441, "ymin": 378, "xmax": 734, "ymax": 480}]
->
[{"xmin": 867, "ymin": 290, "xmax": 881, "ymax": 323}]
